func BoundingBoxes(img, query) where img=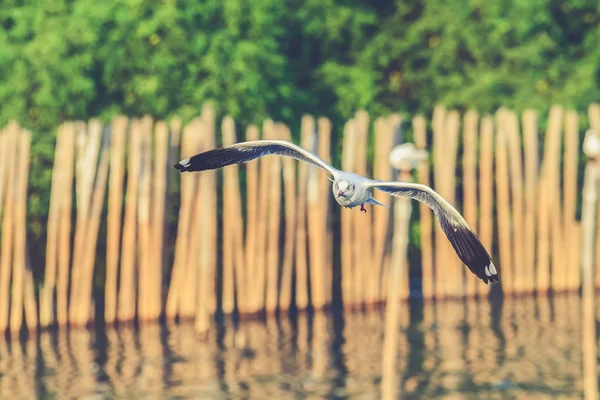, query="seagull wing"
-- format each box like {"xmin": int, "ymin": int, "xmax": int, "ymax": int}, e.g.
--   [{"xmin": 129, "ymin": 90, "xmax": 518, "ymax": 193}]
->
[
  {"xmin": 366, "ymin": 181, "xmax": 498, "ymax": 284},
  {"xmin": 174, "ymin": 140, "xmax": 338, "ymax": 177}
]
